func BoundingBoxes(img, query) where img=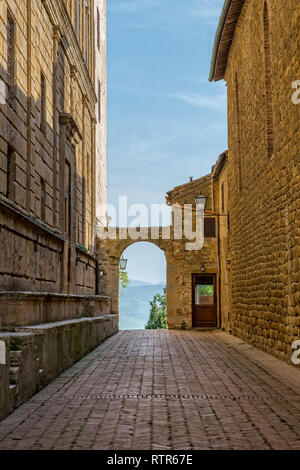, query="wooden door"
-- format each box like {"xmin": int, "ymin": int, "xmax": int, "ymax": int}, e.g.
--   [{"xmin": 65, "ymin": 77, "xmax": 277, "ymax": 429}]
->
[{"xmin": 192, "ymin": 274, "xmax": 217, "ymax": 328}]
